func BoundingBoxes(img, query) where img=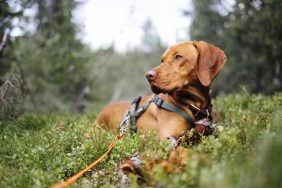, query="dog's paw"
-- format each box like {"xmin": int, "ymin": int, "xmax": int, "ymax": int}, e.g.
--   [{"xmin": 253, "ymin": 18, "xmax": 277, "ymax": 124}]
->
[
  {"xmin": 119, "ymin": 154, "xmax": 141, "ymax": 174},
  {"xmin": 118, "ymin": 154, "xmax": 148, "ymax": 186}
]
